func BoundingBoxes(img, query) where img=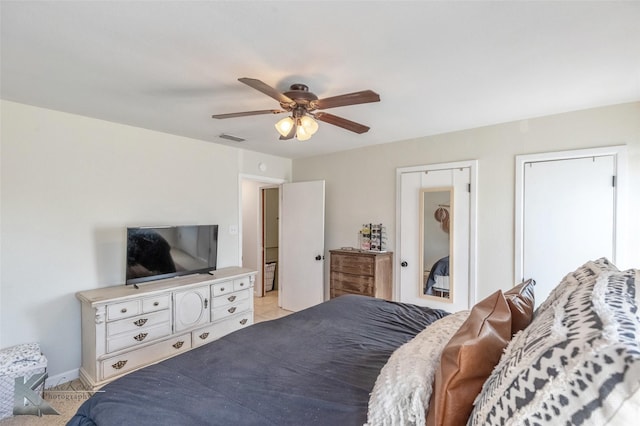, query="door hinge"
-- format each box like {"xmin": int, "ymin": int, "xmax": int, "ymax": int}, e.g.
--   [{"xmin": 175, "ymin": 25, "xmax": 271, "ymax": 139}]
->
[
  {"xmin": 467, "ymin": 183, "xmax": 471, "ymax": 193},
  {"xmin": 612, "ymin": 175, "xmax": 616, "ymax": 187}
]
